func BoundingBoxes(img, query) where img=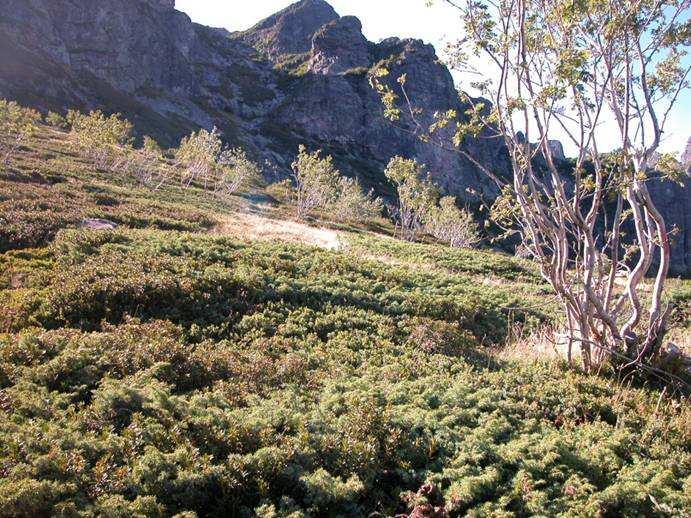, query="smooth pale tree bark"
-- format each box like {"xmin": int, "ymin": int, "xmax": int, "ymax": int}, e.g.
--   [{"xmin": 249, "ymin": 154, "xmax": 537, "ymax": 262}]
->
[{"xmin": 374, "ymin": 0, "xmax": 689, "ymax": 373}]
